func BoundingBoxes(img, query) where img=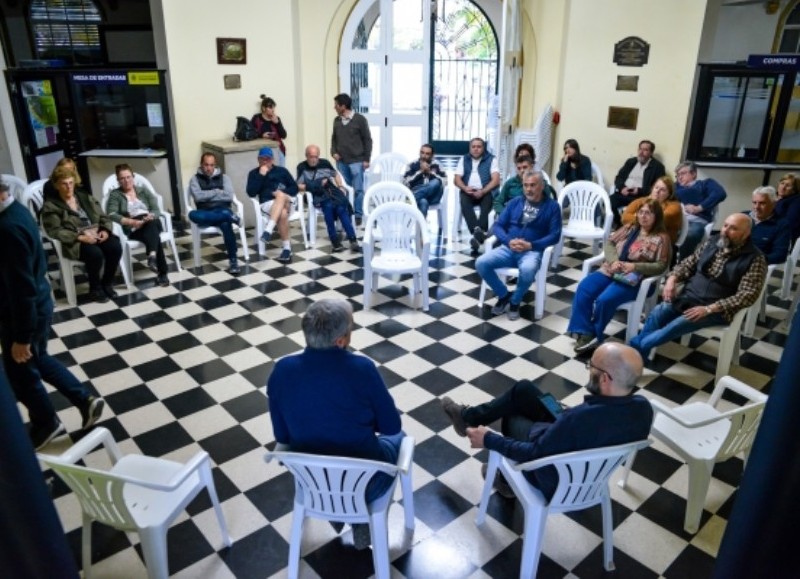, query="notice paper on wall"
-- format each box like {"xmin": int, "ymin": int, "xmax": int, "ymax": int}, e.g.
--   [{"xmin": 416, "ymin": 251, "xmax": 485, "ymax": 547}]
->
[{"xmin": 147, "ymin": 103, "xmax": 164, "ymax": 127}]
